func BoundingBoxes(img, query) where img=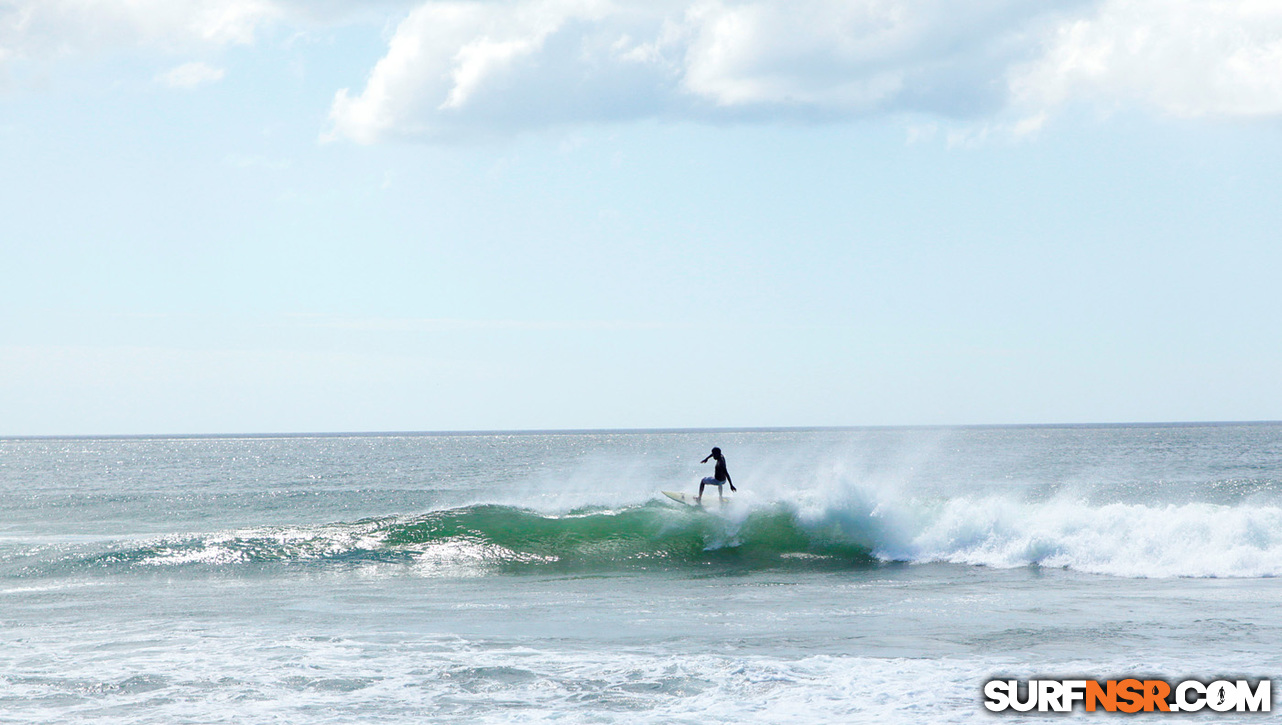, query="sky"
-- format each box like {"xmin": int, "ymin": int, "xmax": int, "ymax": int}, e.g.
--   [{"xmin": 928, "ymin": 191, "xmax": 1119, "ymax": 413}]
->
[{"xmin": 1, "ymin": 0, "xmax": 1280, "ymax": 435}]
